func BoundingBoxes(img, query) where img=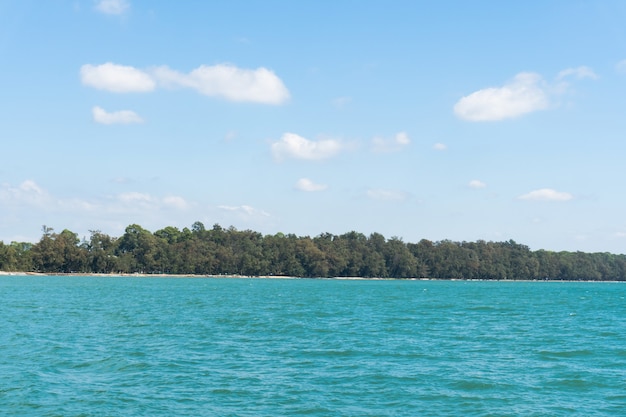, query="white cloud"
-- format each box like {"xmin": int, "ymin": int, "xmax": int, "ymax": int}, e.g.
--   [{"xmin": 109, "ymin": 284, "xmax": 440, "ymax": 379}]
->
[
  {"xmin": 557, "ymin": 66, "xmax": 598, "ymax": 80},
  {"xmin": 152, "ymin": 64, "xmax": 289, "ymax": 104},
  {"xmin": 0, "ymin": 180, "xmax": 102, "ymax": 214},
  {"xmin": 455, "ymin": 66, "xmax": 598, "ymax": 122},
  {"xmin": 111, "ymin": 192, "xmax": 189, "ymax": 214},
  {"xmin": 95, "ymin": 0, "xmax": 130, "ymax": 15},
  {"xmin": 2, "ymin": 183, "xmax": 185, "ymax": 216},
  {"xmin": 81, "ymin": 62, "xmax": 289, "ymax": 104},
  {"xmin": 218, "ymin": 205, "xmax": 270, "ymax": 218},
  {"xmin": 271, "ymin": 133, "xmax": 344, "ymax": 161},
  {"xmin": 0, "ymin": 180, "xmax": 49, "ymax": 206},
  {"xmin": 433, "ymin": 143, "xmax": 447, "ymax": 151},
  {"xmin": 396, "ymin": 132, "xmax": 410, "ymax": 145},
  {"xmin": 616, "ymin": 60, "xmax": 626, "ymax": 74},
  {"xmin": 295, "ymin": 178, "xmax": 328, "ymax": 192},
  {"xmin": 468, "ymin": 180, "xmax": 486, "ymax": 189},
  {"xmin": 552, "ymin": 66, "xmax": 598, "ymax": 97},
  {"xmin": 92, "ymin": 106, "xmax": 143, "ymax": 124},
  {"xmin": 518, "ymin": 188, "xmax": 573, "ymax": 202},
  {"xmin": 454, "ymin": 72, "xmax": 549, "ymax": 121},
  {"xmin": 366, "ymin": 188, "xmax": 408, "ymax": 202},
  {"xmin": 81, "ymin": 63, "xmax": 155, "ymax": 93},
  {"xmin": 19, "ymin": 180, "xmax": 44, "ymax": 195},
  {"xmin": 58, "ymin": 198, "xmax": 97, "ymax": 212},
  {"xmin": 163, "ymin": 196, "xmax": 189, "ymax": 210},
  {"xmin": 117, "ymin": 192, "xmax": 153, "ymax": 204},
  {"xmin": 372, "ymin": 131, "xmax": 411, "ymax": 153},
  {"xmin": 0, "ymin": 179, "xmax": 273, "ymax": 242}
]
